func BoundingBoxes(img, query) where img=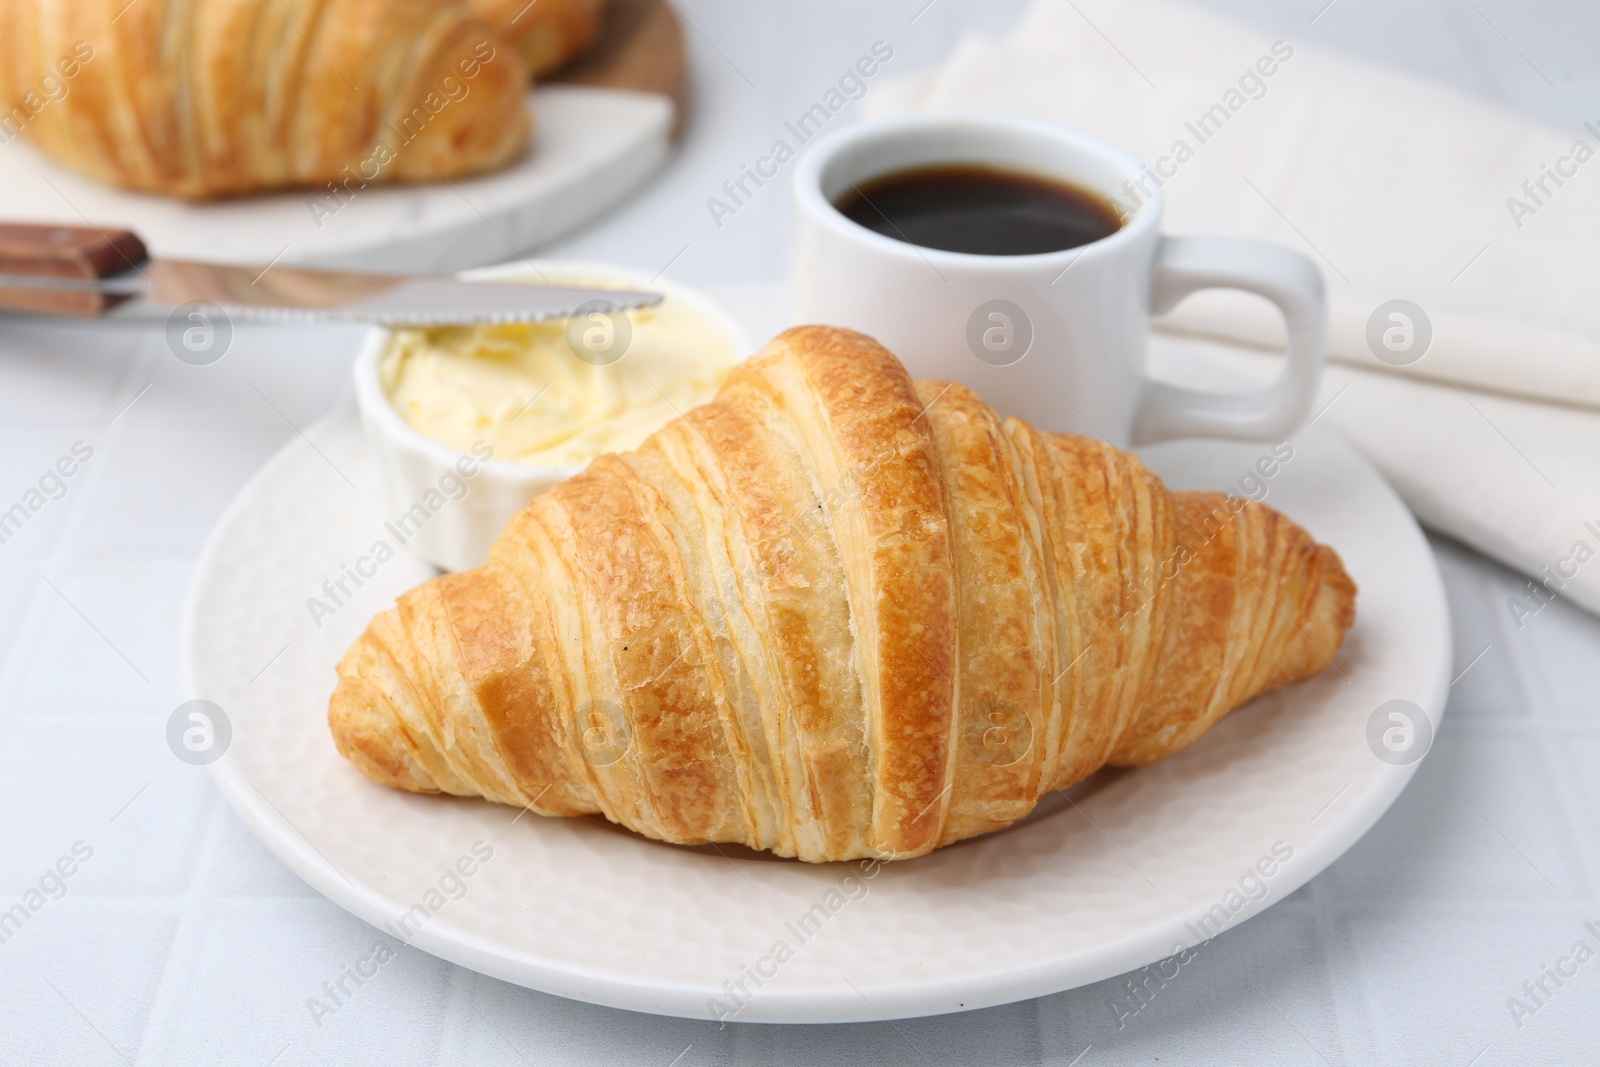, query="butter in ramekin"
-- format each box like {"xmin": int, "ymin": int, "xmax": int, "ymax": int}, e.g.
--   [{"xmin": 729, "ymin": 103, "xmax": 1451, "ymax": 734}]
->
[{"xmin": 381, "ymin": 284, "xmax": 739, "ymax": 467}]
